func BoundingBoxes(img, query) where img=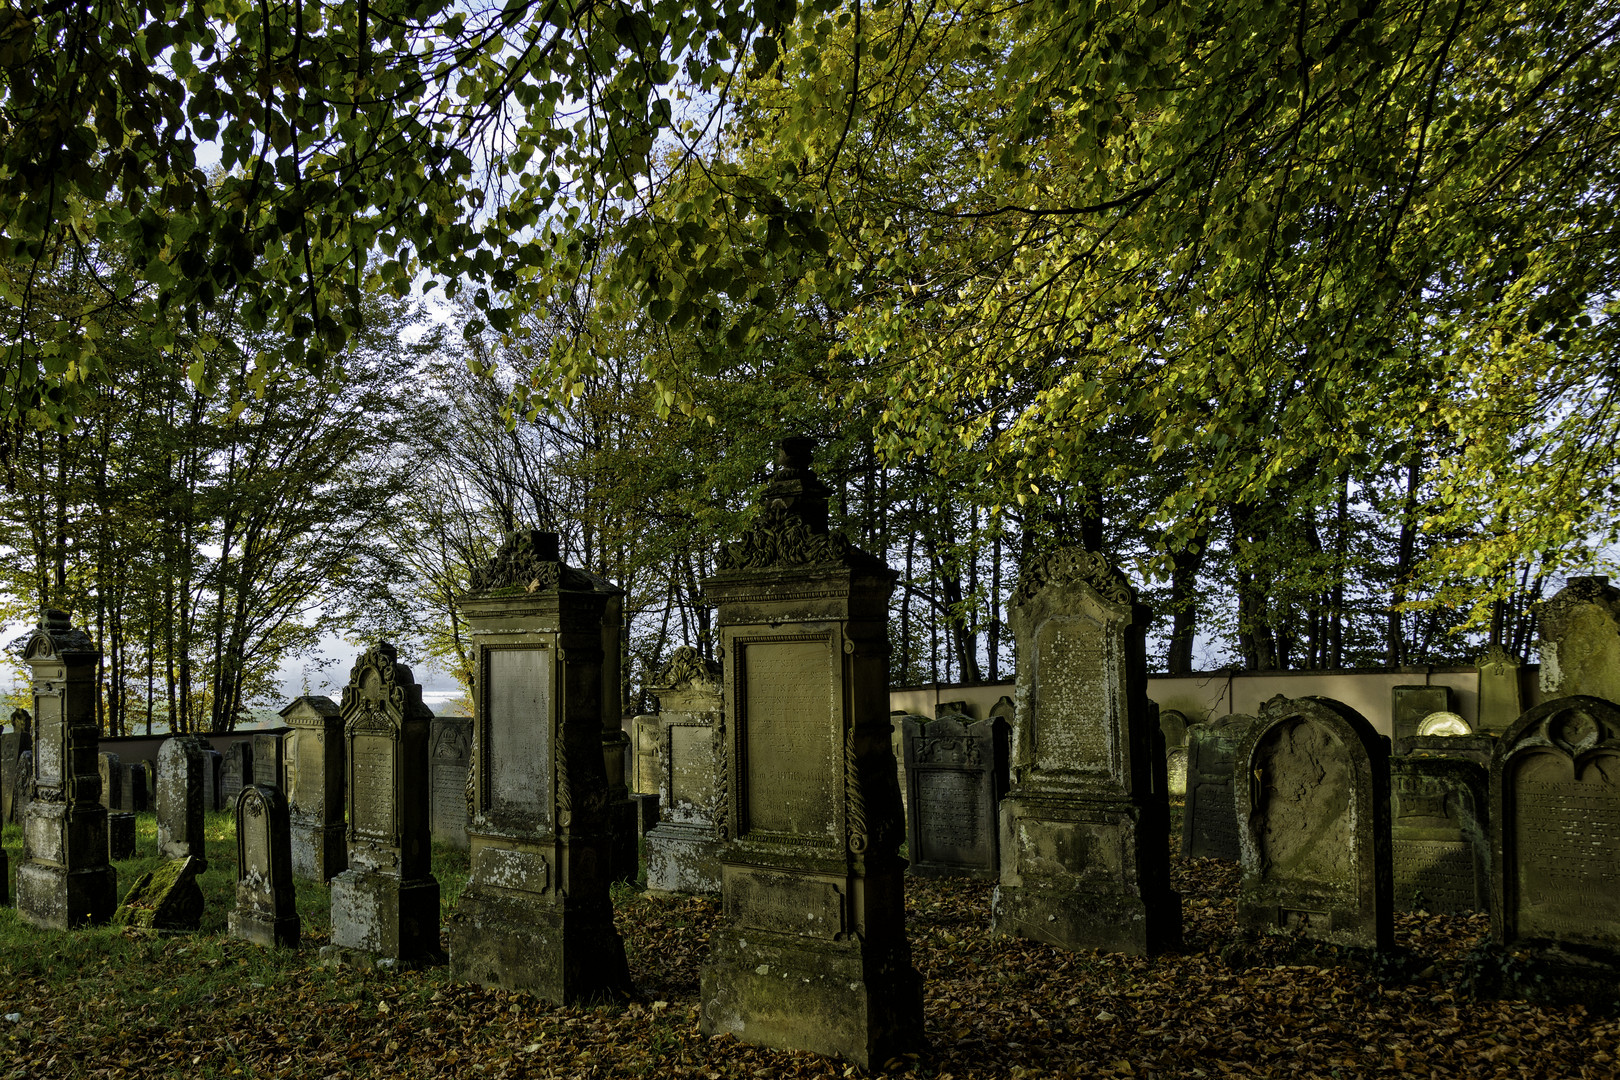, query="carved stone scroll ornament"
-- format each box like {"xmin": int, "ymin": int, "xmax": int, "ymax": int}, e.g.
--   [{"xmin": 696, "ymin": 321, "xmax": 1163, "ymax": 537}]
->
[
  {"xmin": 1010, "ymin": 548, "xmax": 1133, "ymax": 609},
  {"xmin": 715, "ymin": 502, "xmax": 886, "ymax": 574},
  {"xmin": 470, "ymin": 530, "xmax": 562, "ymax": 593},
  {"xmin": 652, "ymin": 646, "xmax": 721, "ymax": 692},
  {"xmin": 845, "ymin": 731, "xmax": 868, "ymax": 854}
]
